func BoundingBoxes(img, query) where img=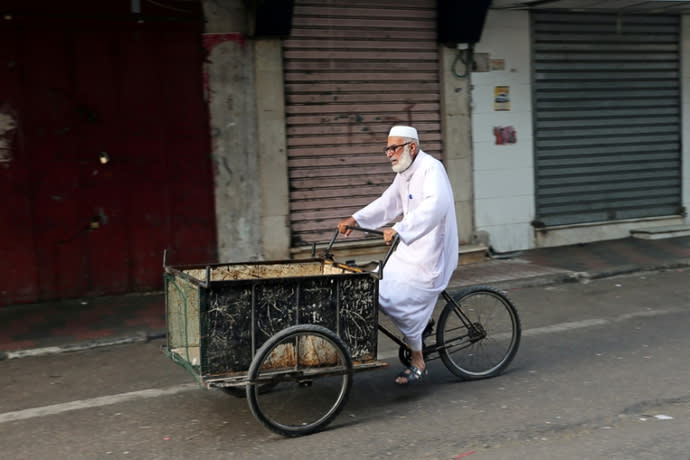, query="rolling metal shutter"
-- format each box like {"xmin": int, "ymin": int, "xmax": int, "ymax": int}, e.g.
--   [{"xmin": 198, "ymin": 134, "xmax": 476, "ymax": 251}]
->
[
  {"xmin": 532, "ymin": 12, "xmax": 682, "ymax": 227},
  {"xmin": 284, "ymin": 0, "xmax": 441, "ymax": 247}
]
